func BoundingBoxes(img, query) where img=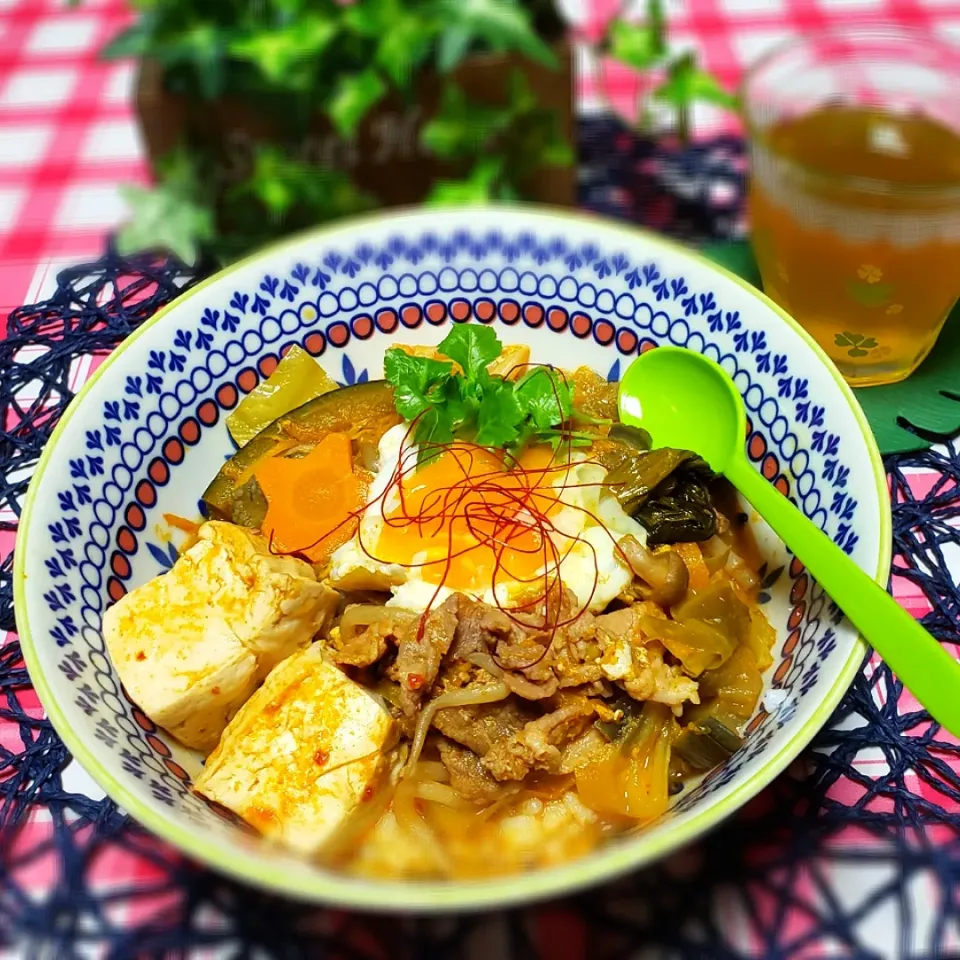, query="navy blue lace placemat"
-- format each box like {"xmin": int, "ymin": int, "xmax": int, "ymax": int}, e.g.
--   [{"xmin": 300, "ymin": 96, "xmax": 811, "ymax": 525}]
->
[{"xmin": 2, "ymin": 238, "xmax": 960, "ymax": 958}]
